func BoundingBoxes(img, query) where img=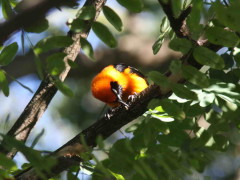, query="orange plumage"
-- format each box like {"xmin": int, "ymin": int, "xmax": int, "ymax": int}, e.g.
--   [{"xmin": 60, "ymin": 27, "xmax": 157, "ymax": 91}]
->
[{"xmin": 91, "ymin": 64, "xmax": 148, "ymax": 107}]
